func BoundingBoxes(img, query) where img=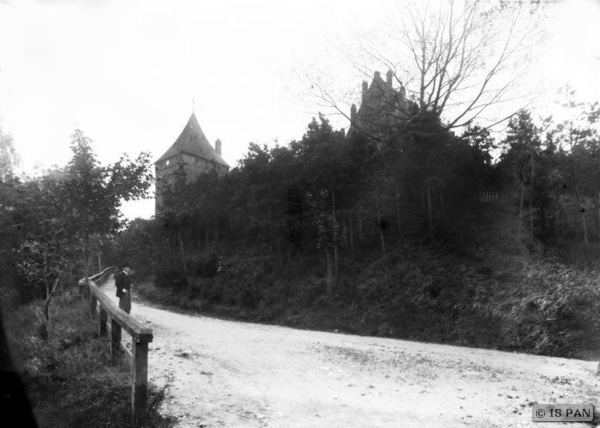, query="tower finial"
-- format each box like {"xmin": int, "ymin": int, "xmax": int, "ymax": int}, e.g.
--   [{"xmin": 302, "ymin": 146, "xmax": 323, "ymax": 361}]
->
[{"xmin": 192, "ymin": 98, "xmax": 195, "ymax": 113}]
